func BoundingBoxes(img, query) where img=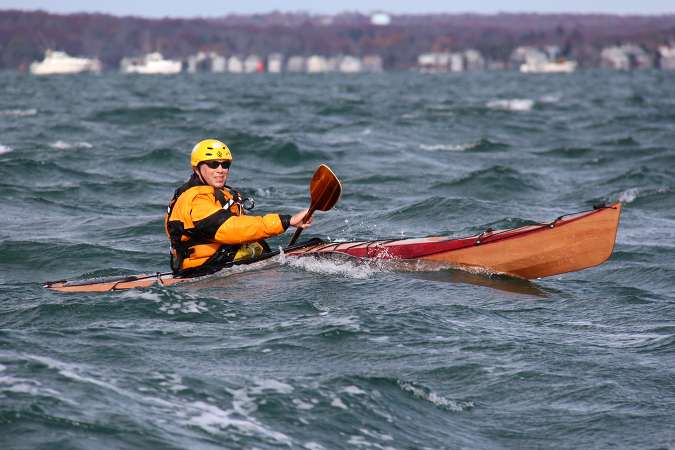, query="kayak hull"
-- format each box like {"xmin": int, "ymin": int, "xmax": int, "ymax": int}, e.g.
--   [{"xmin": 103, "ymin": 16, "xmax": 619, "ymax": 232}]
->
[
  {"xmin": 45, "ymin": 204, "xmax": 621, "ymax": 292},
  {"xmin": 286, "ymin": 203, "xmax": 621, "ymax": 279}
]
